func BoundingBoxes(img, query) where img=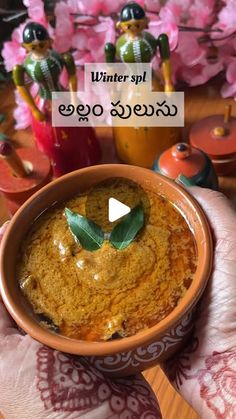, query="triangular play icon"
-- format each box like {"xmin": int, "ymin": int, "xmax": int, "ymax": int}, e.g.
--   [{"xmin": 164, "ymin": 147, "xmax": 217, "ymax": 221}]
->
[{"xmin": 108, "ymin": 197, "xmax": 131, "ymax": 222}]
